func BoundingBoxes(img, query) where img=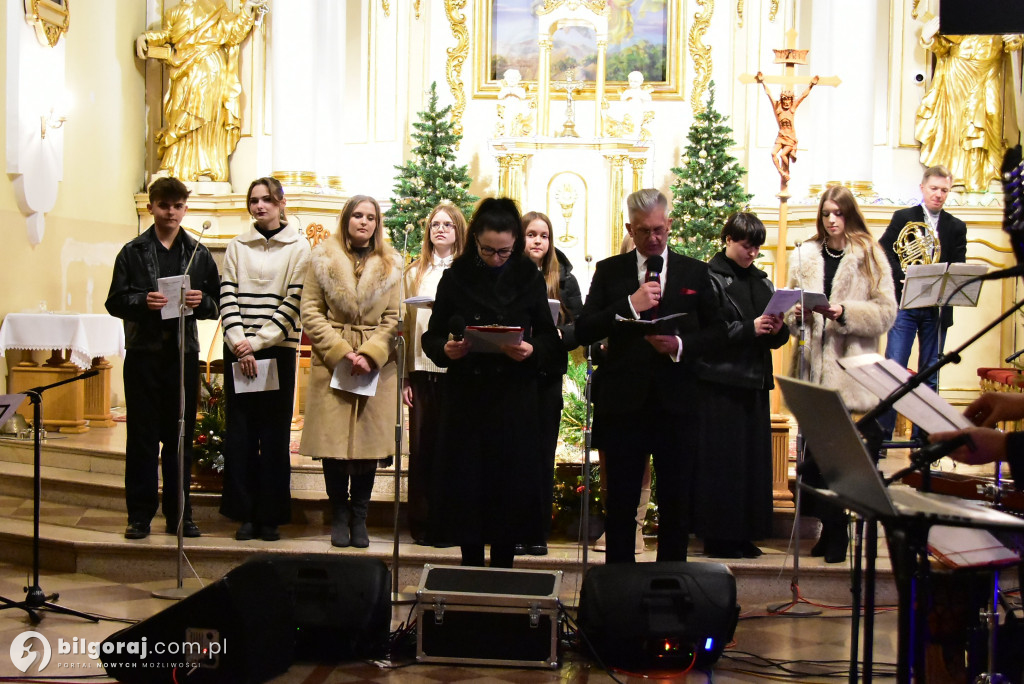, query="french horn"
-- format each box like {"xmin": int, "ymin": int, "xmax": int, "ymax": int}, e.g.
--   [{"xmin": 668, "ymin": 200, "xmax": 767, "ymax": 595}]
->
[{"xmin": 893, "ymin": 221, "xmax": 940, "ymax": 270}]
